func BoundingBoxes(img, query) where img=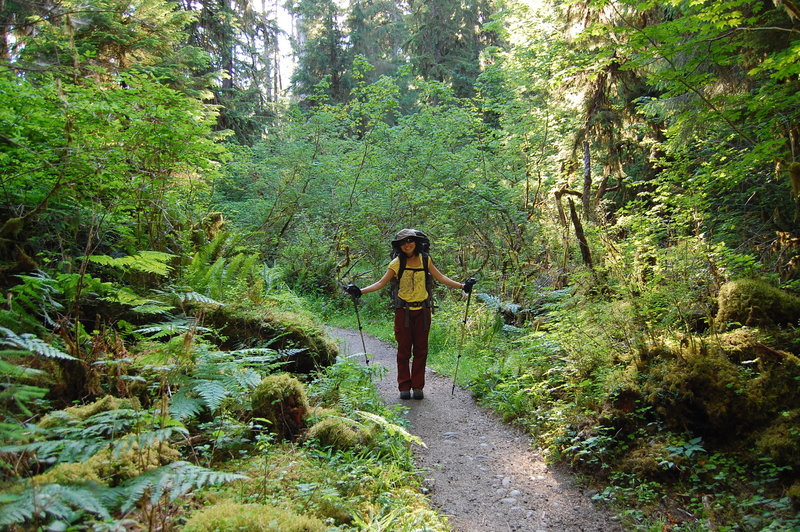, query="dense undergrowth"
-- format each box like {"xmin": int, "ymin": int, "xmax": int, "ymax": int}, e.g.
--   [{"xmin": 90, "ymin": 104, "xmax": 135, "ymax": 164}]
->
[
  {"xmin": 336, "ymin": 267, "xmax": 800, "ymax": 530},
  {"xmin": 324, "ymin": 232, "xmax": 800, "ymax": 531},
  {"xmin": 0, "ymin": 238, "xmax": 447, "ymax": 531}
]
